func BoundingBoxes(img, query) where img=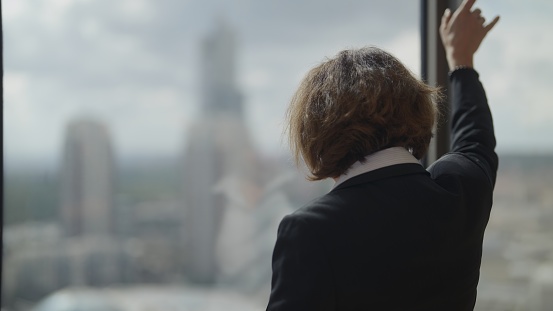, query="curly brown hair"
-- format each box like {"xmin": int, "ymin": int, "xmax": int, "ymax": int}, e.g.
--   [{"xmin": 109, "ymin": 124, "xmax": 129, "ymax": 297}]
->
[{"xmin": 286, "ymin": 46, "xmax": 440, "ymax": 181}]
